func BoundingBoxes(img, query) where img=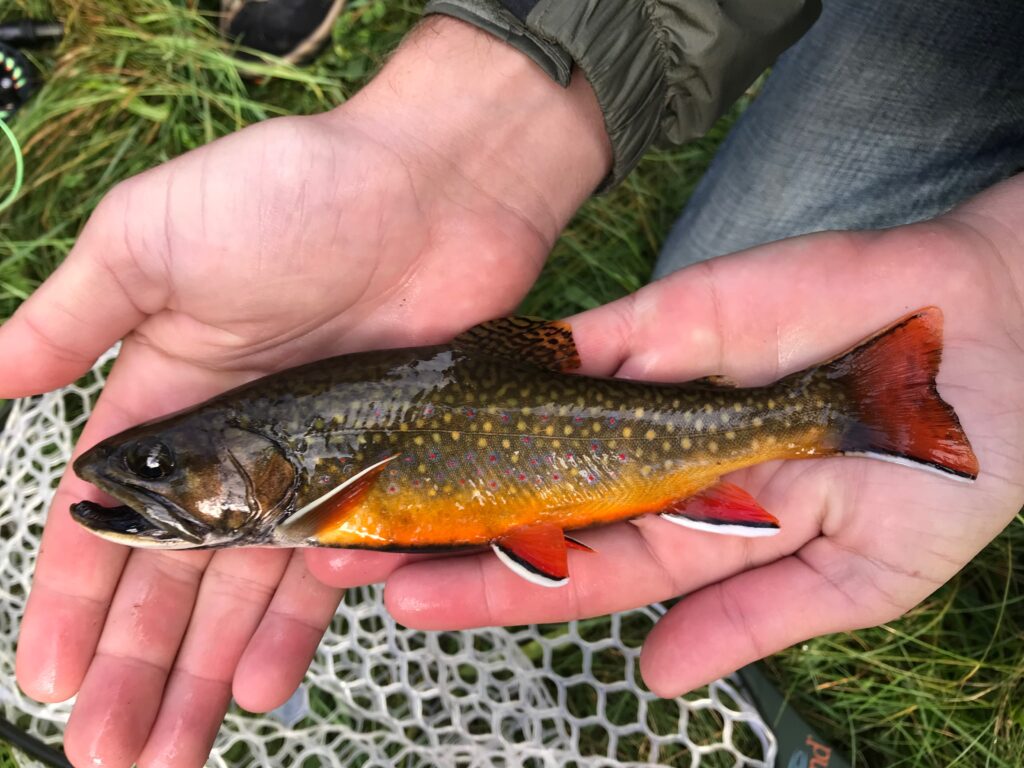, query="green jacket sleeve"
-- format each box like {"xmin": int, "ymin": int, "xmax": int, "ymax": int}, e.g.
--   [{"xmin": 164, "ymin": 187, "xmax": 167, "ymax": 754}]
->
[{"xmin": 424, "ymin": 0, "xmax": 821, "ymax": 190}]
